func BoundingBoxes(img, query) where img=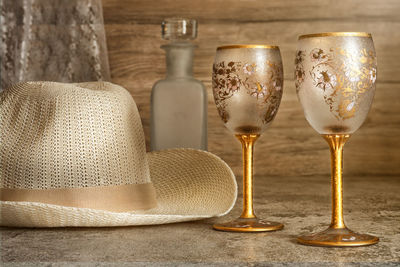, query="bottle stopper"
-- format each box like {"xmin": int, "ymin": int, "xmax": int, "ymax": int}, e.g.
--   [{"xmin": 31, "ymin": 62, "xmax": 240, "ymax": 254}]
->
[{"xmin": 162, "ymin": 18, "xmax": 197, "ymax": 41}]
